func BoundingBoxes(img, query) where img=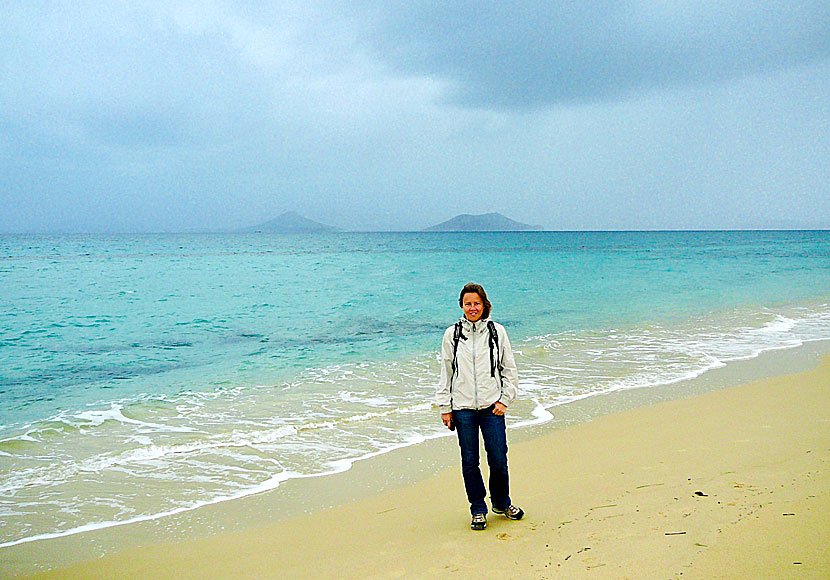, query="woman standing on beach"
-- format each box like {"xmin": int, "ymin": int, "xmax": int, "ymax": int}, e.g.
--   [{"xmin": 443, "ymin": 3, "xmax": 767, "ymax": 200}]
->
[{"xmin": 437, "ymin": 283, "xmax": 524, "ymax": 530}]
